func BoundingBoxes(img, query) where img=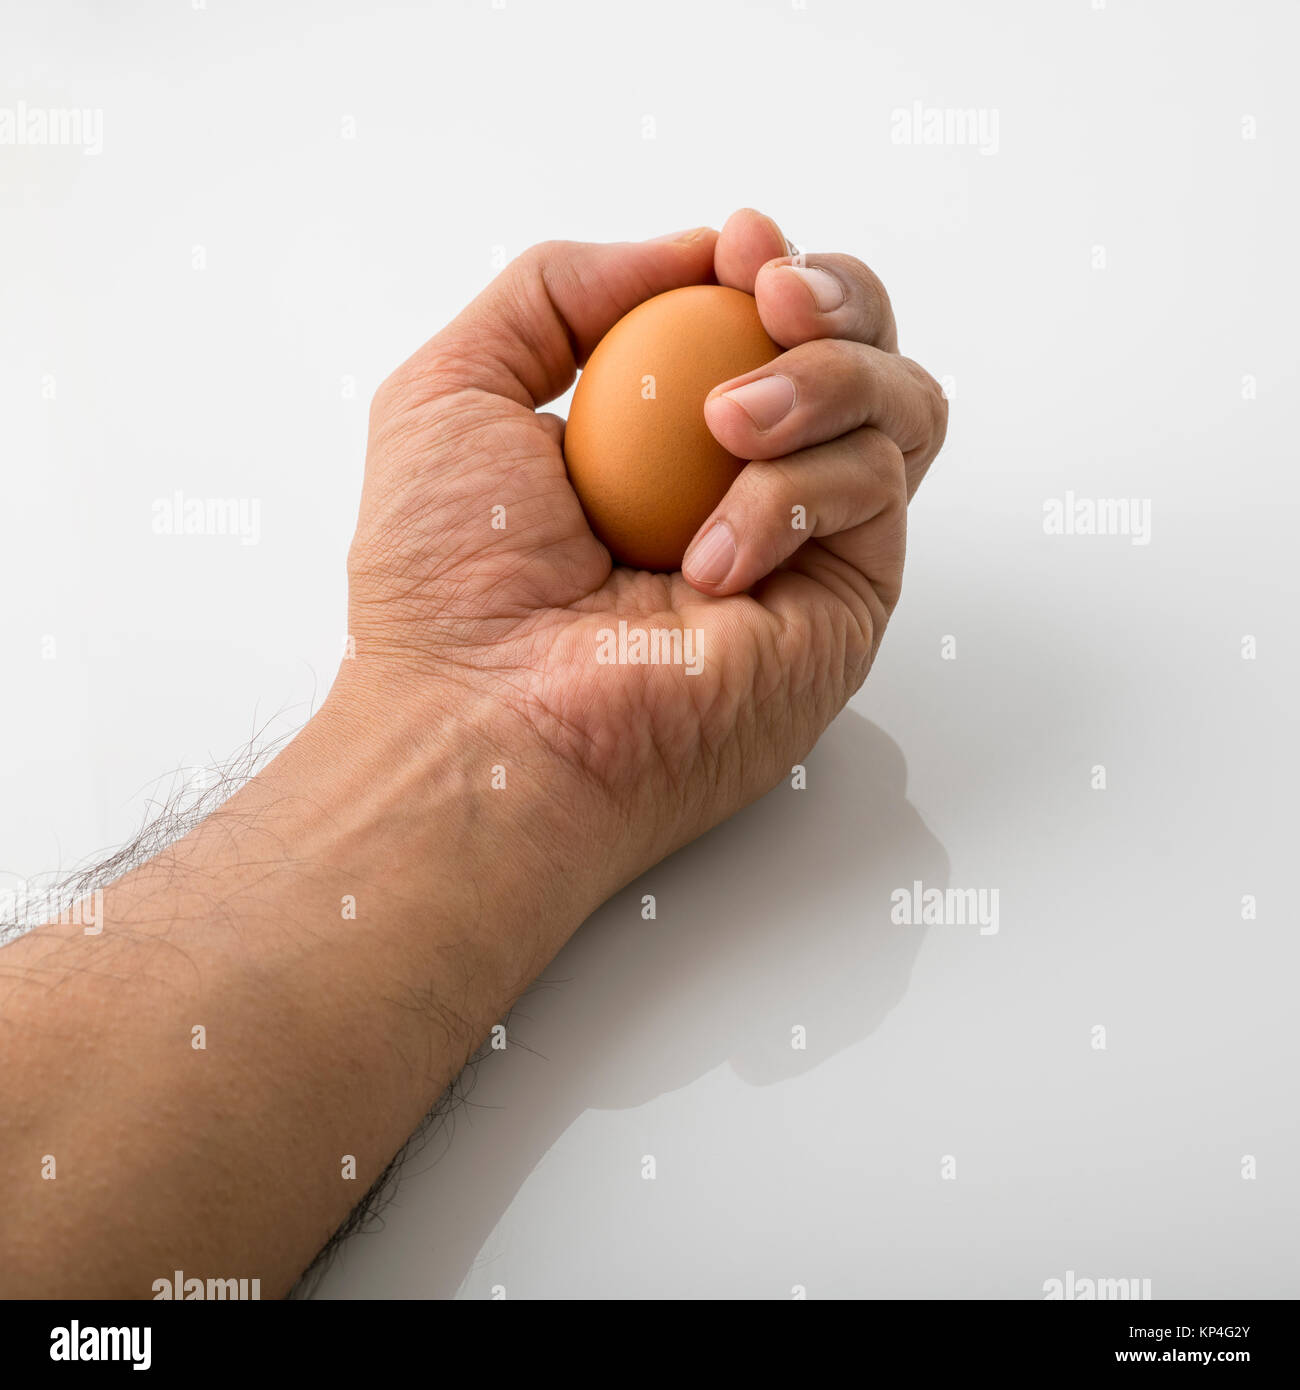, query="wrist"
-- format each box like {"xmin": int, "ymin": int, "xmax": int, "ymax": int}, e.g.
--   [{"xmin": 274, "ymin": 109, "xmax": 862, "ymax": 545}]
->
[{"xmin": 288, "ymin": 665, "xmax": 620, "ymax": 990}]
